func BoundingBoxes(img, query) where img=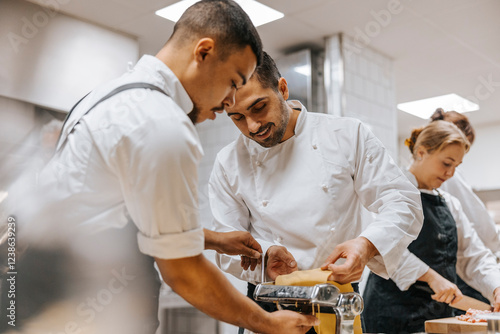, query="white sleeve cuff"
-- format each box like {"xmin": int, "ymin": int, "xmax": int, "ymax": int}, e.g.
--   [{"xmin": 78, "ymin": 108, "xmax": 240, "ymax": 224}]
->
[
  {"xmin": 137, "ymin": 227, "xmax": 204, "ymax": 259},
  {"xmin": 359, "ymin": 228, "xmax": 400, "ymax": 277},
  {"xmin": 390, "ymin": 252, "xmax": 430, "ymax": 291},
  {"xmin": 474, "ymin": 275, "xmax": 500, "ymax": 304},
  {"xmin": 366, "ymin": 255, "xmax": 389, "ymax": 279}
]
